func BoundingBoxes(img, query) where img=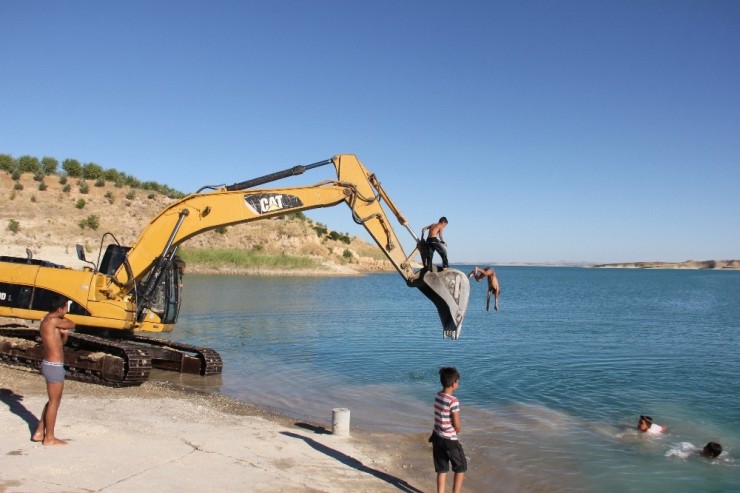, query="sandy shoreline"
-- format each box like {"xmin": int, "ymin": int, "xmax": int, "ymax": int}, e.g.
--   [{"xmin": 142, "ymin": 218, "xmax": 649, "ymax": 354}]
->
[{"xmin": 0, "ymin": 365, "xmax": 434, "ymax": 492}]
